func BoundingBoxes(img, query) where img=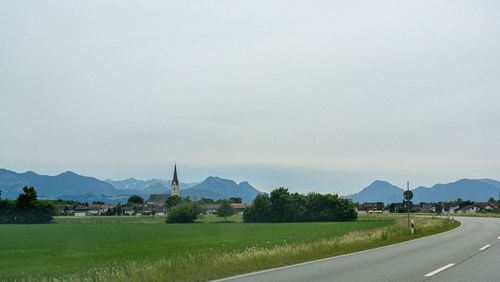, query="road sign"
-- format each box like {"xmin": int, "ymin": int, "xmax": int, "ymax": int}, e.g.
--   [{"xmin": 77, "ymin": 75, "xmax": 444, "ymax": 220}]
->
[
  {"xmin": 403, "ymin": 190, "xmax": 413, "ymax": 200},
  {"xmin": 403, "ymin": 200, "xmax": 414, "ymax": 209}
]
